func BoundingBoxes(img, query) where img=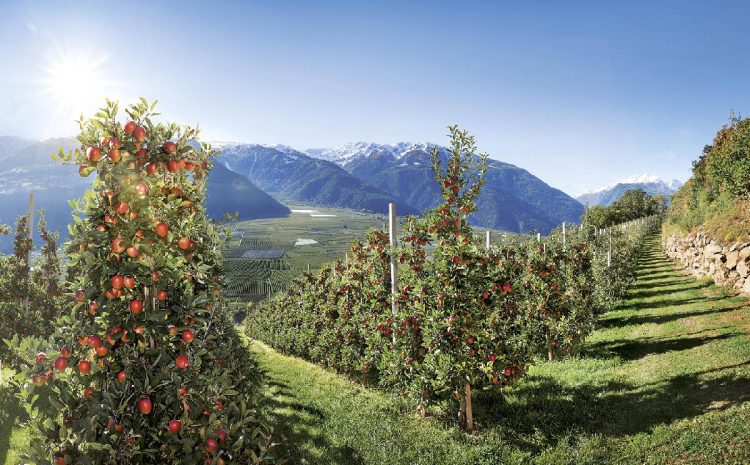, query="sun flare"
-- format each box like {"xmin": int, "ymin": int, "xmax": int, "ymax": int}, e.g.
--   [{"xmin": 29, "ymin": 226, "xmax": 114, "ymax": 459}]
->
[{"xmin": 39, "ymin": 48, "xmax": 115, "ymax": 116}]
